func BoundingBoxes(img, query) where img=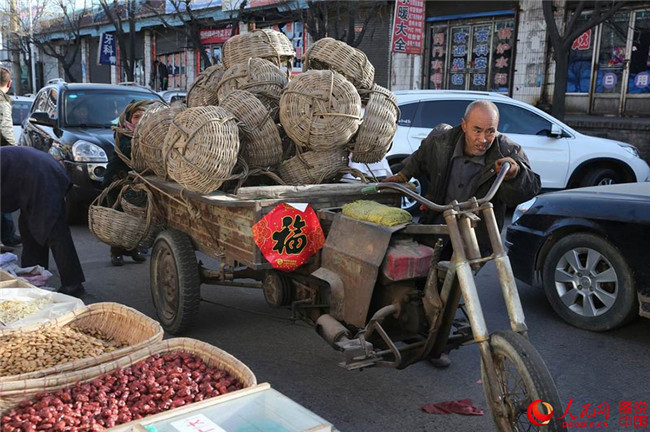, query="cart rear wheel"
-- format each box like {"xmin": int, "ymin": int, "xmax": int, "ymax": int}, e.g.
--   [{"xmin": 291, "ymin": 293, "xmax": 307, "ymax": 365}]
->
[
  {"xmin": 150, "ymin": 229, "xmax": 200, "ymax": 334},
  {"xmin": 263, "ymin": 271, "xmax": 292, "ymax": 307},
  {"xmin": 481, "ymin": 331, "xmax": 566, "ymax": 432}
]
